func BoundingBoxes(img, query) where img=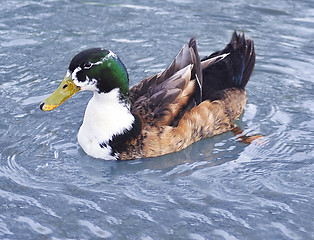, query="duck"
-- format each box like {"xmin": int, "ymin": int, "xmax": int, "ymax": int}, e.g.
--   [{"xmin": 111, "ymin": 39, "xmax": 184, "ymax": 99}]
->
[{"xmin": 40, "ymin": 31, "xmax": 256, "ymax": 160}]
